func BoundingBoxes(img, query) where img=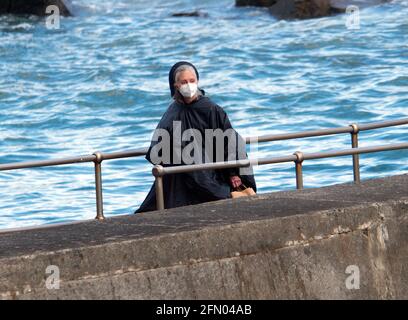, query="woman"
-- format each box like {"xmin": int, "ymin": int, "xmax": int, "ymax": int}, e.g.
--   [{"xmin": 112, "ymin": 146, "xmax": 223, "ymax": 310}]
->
[{"xmin": 135, "ymin": 61, "xmax": 256, "ymax": 213}]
